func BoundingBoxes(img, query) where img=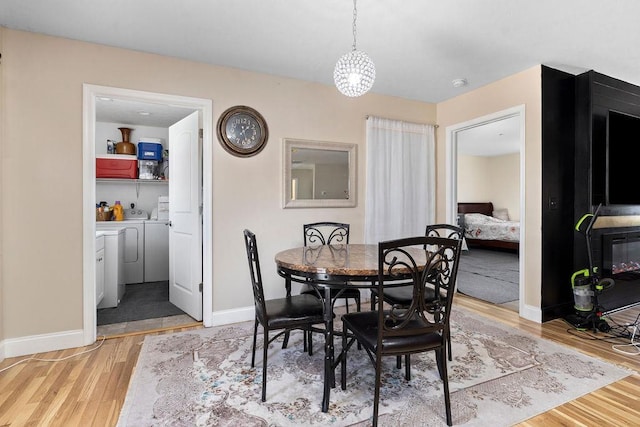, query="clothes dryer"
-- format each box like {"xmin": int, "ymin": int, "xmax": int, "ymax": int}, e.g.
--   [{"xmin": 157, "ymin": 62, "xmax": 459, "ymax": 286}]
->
[{"xmin": 144, "ymin": 220, "xmax": 169, "ymax": 282}]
